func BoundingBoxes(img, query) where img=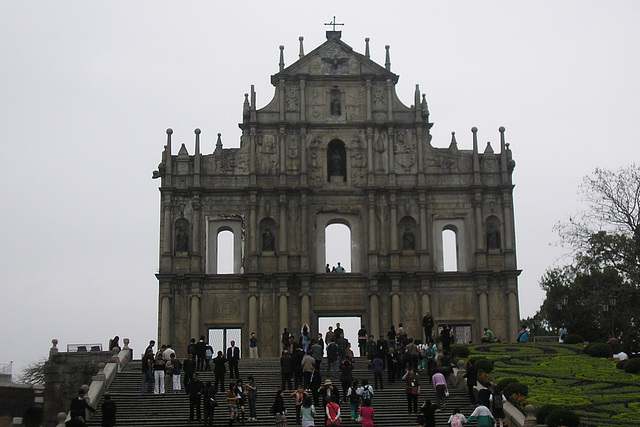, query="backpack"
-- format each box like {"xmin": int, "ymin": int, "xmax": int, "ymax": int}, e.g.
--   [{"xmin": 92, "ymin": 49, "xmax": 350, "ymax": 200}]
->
[
  {"xmin": 492, "ymin": 393, "xmax": 503, "ymax": 409},
  {"xmin": 361, "ymin": 386, "xmax": 372, "ymax": 401},
  {"xmin": 187, "ymin": 343, "xmax": 196, "ymax": 354},
  {"xmin": 205, "ymin": 347, "xmax": 213, "ymax": 359},
  {"xmin": 349, "ymin": 387, "xmax": 359, "ymax": 404},
  {"xmin": 450, "ymin": 413, "xmax": 464, "ymax": 427}
]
